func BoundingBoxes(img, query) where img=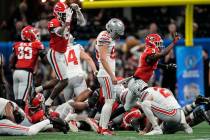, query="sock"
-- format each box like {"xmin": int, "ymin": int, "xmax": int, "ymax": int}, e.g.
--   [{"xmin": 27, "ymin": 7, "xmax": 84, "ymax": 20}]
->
[
  {"xmin": 183, "ymin": 102, "xmax": 197, "ymax": 116},
  {"xmin": 141, "ymin": 100, "xmax": 159, "ymax": 129},
  {"xmin": 35, "ymin": 86, "xmax": 43, "ymax": 93},
  {"xmin": 45, "ymin": 97, "xmax": 53, "ymax": 106},
  {"xmin": 99, "ymin": 99, "xmax": 114, "ymax": 129},
  {"xmin": 28, "ymin": 119, "xmax": 50, "ymax": 135}
]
